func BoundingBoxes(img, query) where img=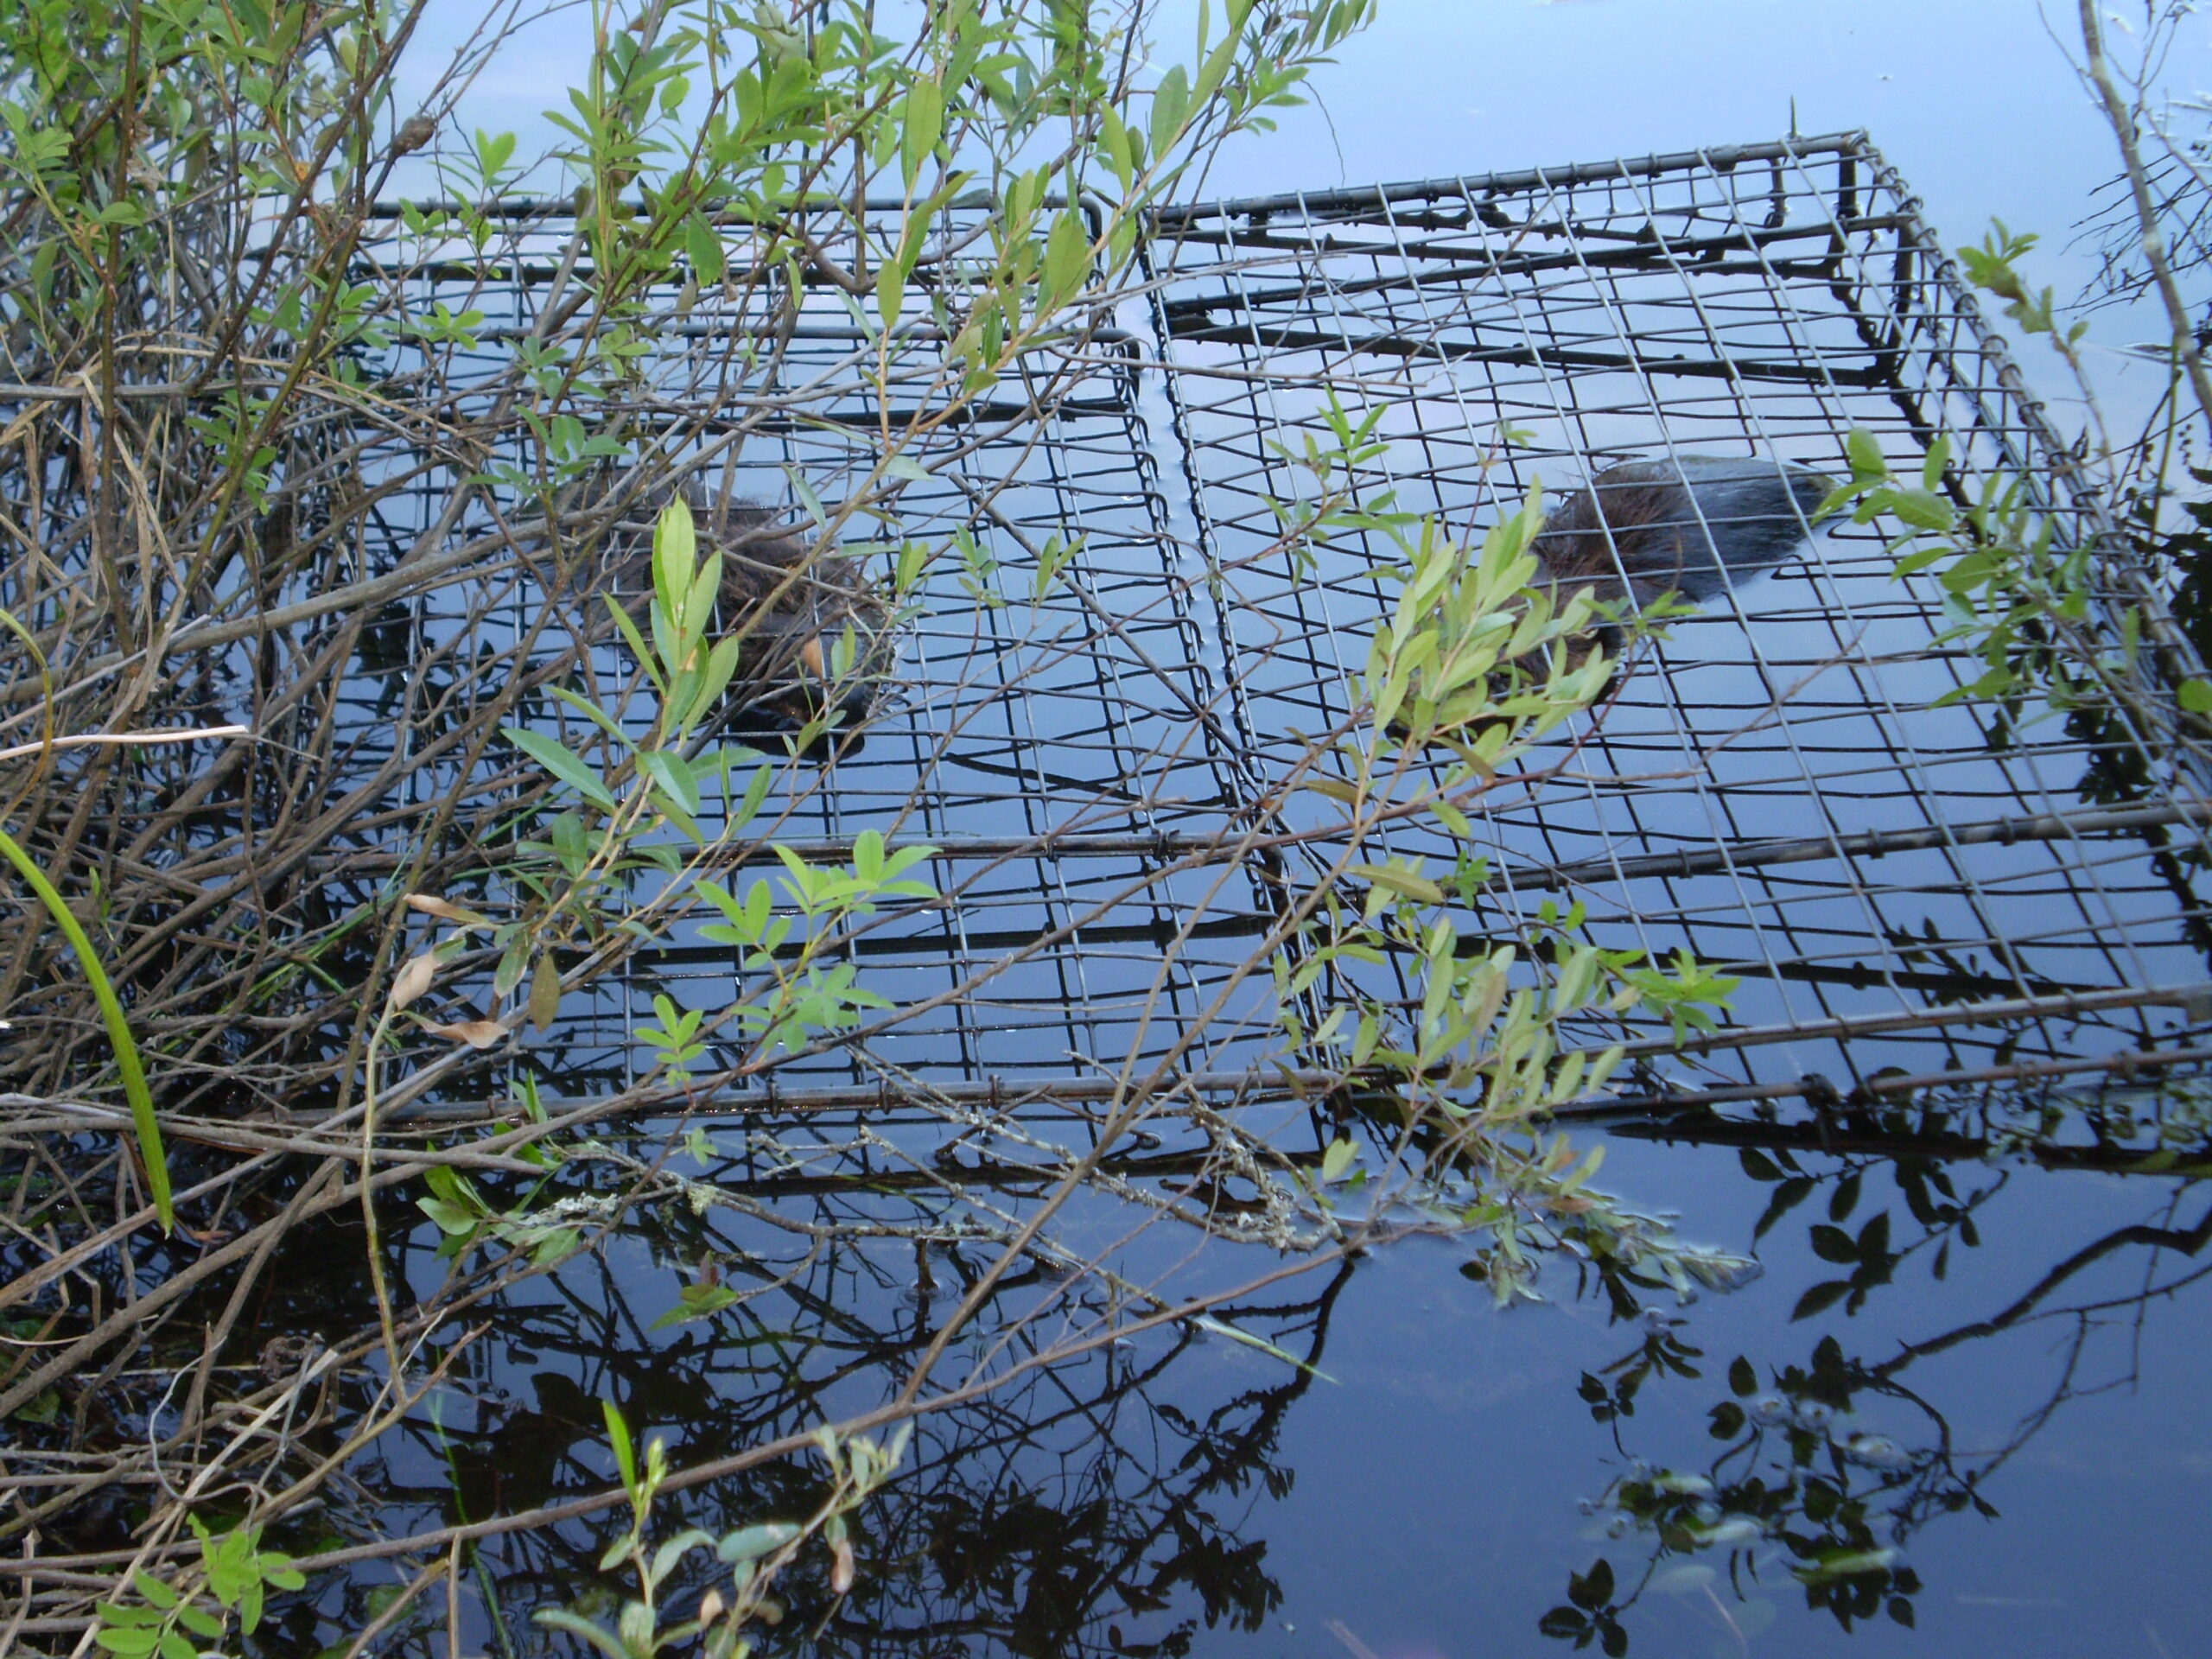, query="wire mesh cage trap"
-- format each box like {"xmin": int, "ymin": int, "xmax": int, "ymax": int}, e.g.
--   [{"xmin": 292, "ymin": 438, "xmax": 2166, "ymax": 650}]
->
[
  {"xmin": 334, "ymin": 127, "xmax": 2212, "ymax": 1128},
  {"xmin": 8, "ymin": 129, "xmax": 2205, "ymax": 1148}
]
